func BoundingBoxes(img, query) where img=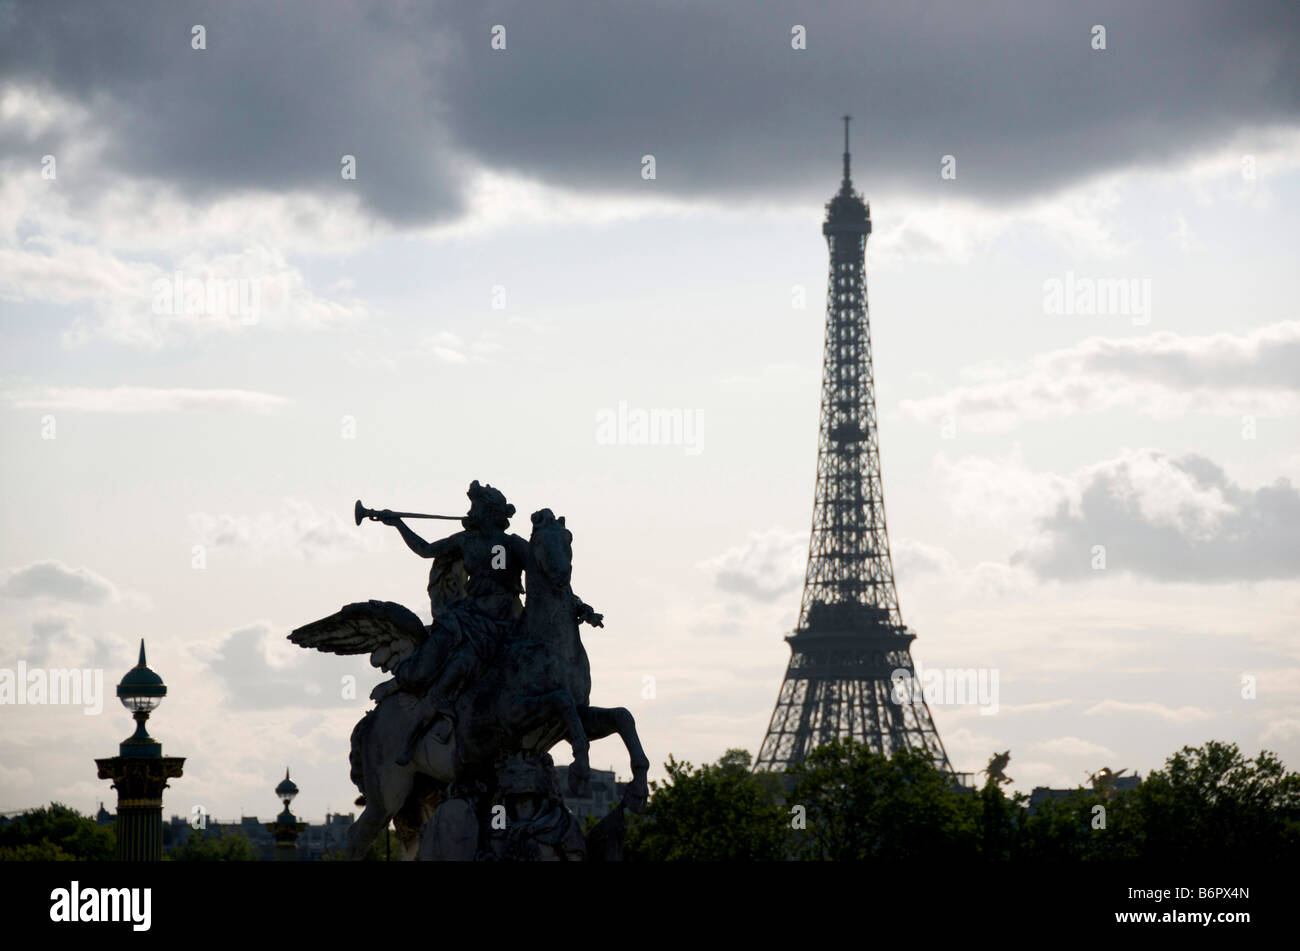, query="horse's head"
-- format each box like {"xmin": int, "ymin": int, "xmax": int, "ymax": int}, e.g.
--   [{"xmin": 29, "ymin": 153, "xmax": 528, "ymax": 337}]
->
[{"xmin": 529, "ymin": 508, "xmax": 573, "ymax": 590}]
